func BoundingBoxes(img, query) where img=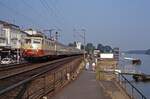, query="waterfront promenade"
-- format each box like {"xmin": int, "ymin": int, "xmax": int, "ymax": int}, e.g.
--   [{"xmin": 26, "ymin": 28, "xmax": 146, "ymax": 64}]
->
[
  {"xmin": 50, "ymin": 70, "xmax": 110, "ymax": 99},
  {"xmin": 50, "ymin": 69, "xmax": 130, "ymax": 99}
]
